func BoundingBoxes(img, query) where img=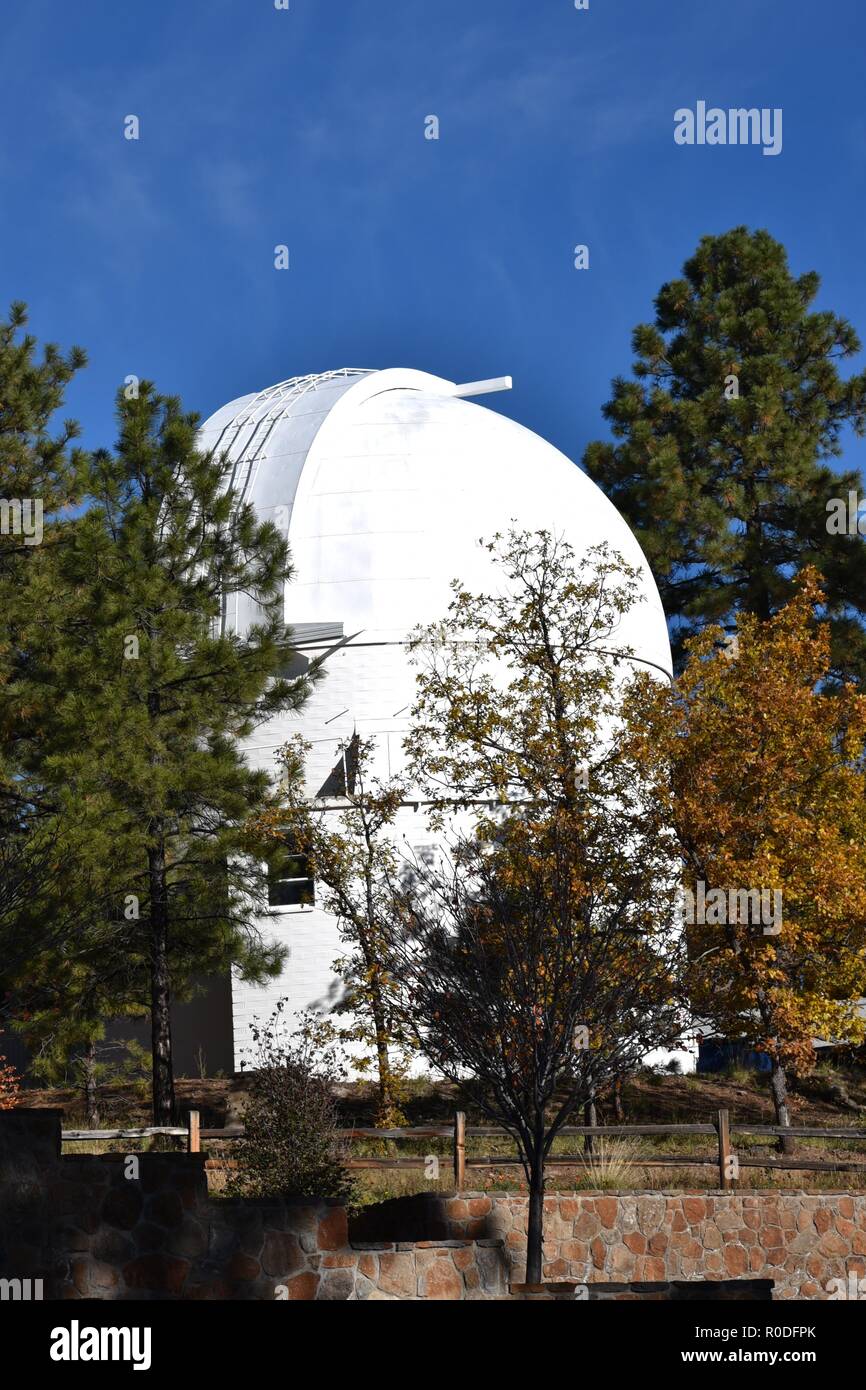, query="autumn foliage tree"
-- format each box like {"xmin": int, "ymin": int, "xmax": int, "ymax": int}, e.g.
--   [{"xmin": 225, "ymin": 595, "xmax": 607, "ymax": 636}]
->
[
  {"xmin": 383, "ymin": 530, "xmax": 685, "ymax": 1284},
  {"xmin": 249, "ymin": 734, "xmax": 414, "ymax": 1126},
  {"xmin": 629, "ymin": 571, "xmax": 866, "ymax": 1145}
]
